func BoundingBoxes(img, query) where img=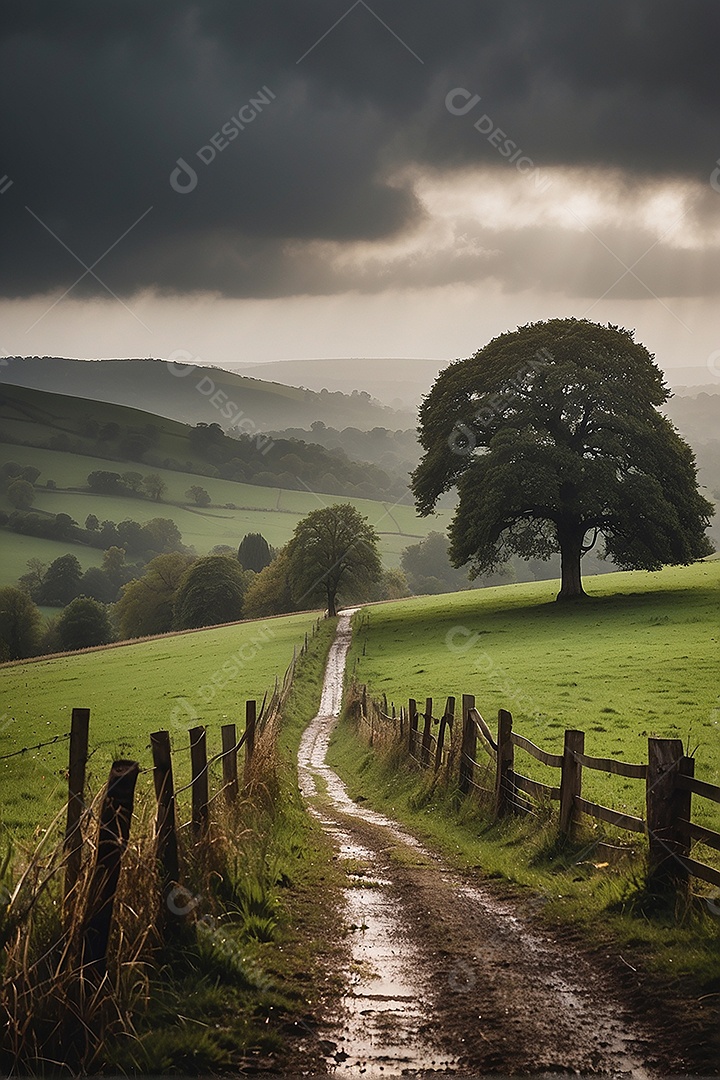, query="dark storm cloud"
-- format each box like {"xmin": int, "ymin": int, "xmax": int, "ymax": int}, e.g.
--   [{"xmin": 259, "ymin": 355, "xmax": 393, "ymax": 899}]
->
[{"xmin": 1, "ymin": 0, "xmax": 719, "ymax": 299}]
